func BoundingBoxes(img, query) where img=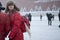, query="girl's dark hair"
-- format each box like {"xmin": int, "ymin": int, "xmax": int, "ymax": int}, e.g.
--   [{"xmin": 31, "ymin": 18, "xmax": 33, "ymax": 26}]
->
[{"xmin": 5, "ymin": 1, "xmax": 20, "ymax": 13}]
